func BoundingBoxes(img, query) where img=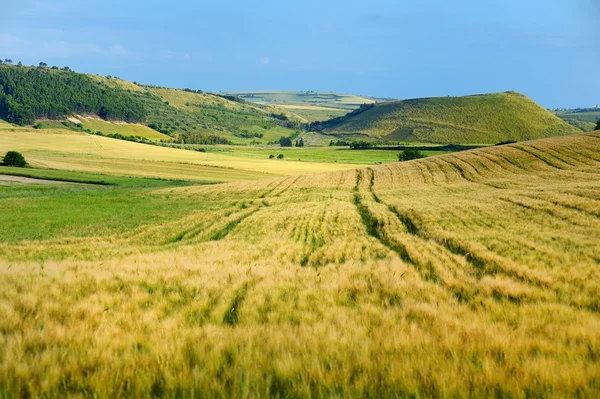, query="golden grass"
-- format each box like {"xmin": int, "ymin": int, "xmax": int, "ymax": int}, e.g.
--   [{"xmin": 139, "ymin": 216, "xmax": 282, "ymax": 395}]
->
[
  {"xmin": 78, "ymin": 117, "xmax": 172, "ymax": 141},
  {"xmin": 1, "ymin": 132, "xmax": 600, "ymax": 397},
  {"xmin": 0, "ymin": 129, "xmax": 360, "ymax": 180}
]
